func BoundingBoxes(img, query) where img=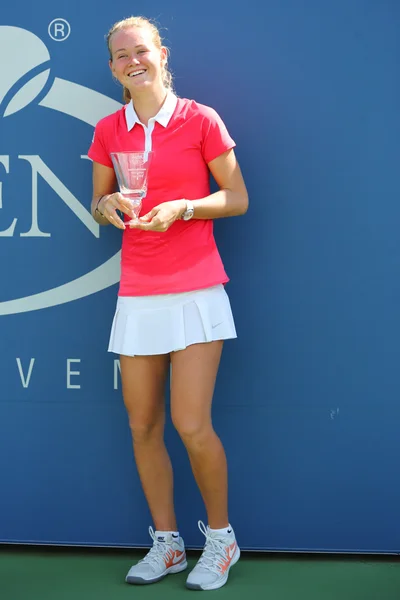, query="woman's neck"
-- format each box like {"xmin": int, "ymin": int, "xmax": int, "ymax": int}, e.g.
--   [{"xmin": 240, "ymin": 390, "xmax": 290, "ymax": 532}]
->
[{"xmin": 130, "ymin": 85, "xmax": 168, "ymax": 127}]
